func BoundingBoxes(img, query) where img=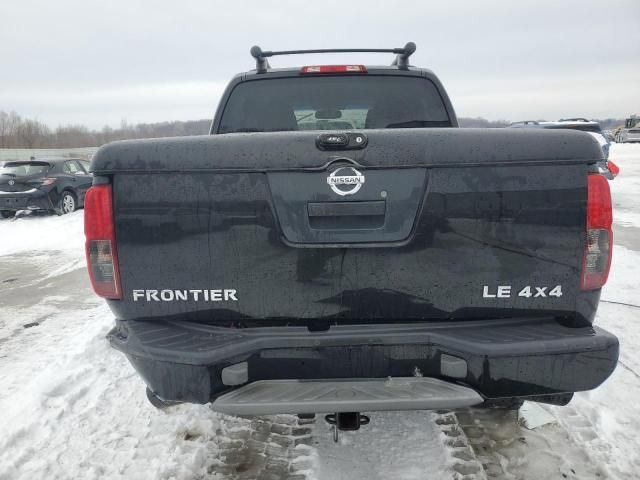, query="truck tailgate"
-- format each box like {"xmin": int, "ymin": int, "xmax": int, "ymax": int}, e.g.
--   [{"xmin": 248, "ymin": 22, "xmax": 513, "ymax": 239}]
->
[{"xmin": 92, "ymin": 128, "xmax": 603, "ymax": 326}]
